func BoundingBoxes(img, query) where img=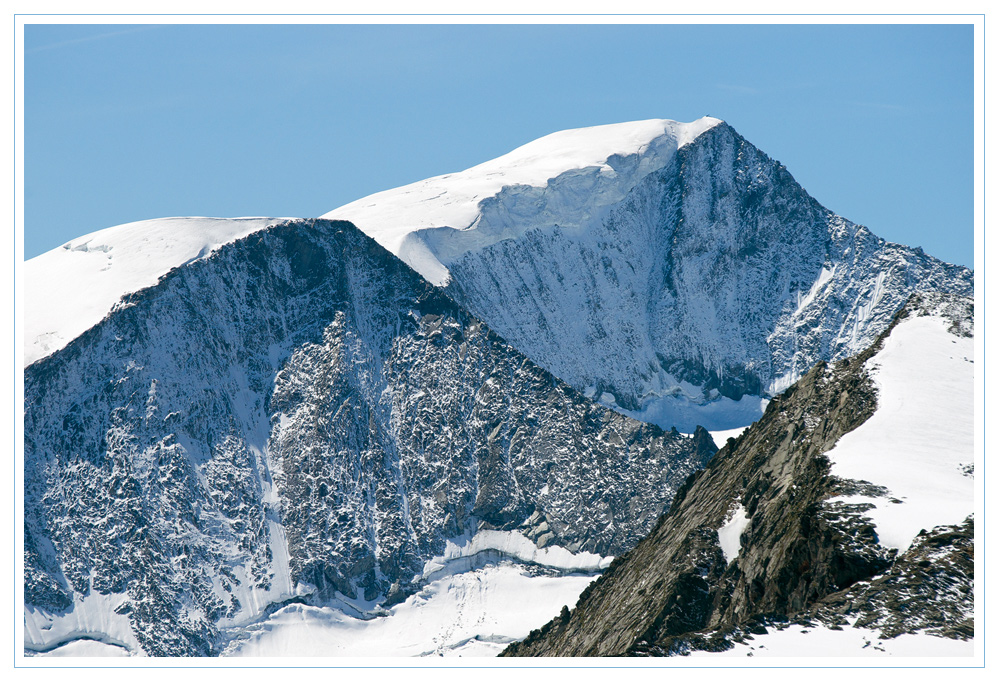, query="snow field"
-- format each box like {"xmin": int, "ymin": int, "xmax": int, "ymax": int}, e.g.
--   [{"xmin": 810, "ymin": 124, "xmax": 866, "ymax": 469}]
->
[
  {"xmin": 24, "ymin": 587, "xmax": 144, "ymax": 656},
  {"xmin": 24, "ymin": 216, "xmax": 286, "ymax": 366},
  {"xmin": 224, "ymin": 562, "xmax": 596, "ymax": 657},
  {"xmin": 825, "ymin": 315, "xmax": 974, "ymax": 551},
  {"xmin": 688, "ymin": 623, "xmax": 972, "ymax": 658},
  {"xmin": 29, "ymin": 639, "xmax": 132, "ymax": 657}
]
